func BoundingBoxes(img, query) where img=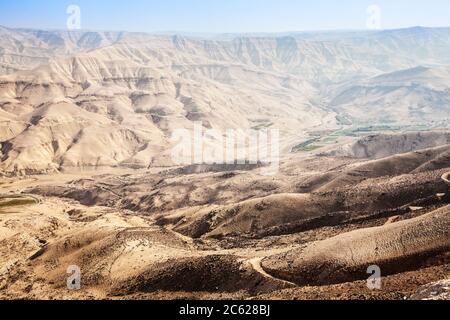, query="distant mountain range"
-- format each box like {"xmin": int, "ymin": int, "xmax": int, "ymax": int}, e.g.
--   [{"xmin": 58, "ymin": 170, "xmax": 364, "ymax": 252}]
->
[{"xmin": 1, "ymin": 26, "xmax": 450, "ymax": 174}]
